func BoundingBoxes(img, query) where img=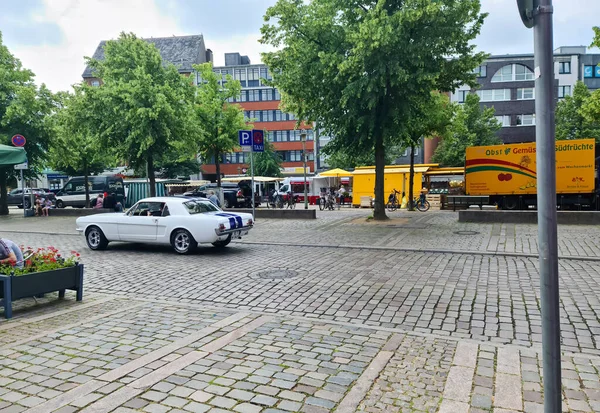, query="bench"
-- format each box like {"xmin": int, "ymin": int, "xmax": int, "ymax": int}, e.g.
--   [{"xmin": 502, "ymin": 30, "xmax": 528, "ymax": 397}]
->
[{"xmin": 447, "ymin": 195, "xmax": 490, "ymax": 211}]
